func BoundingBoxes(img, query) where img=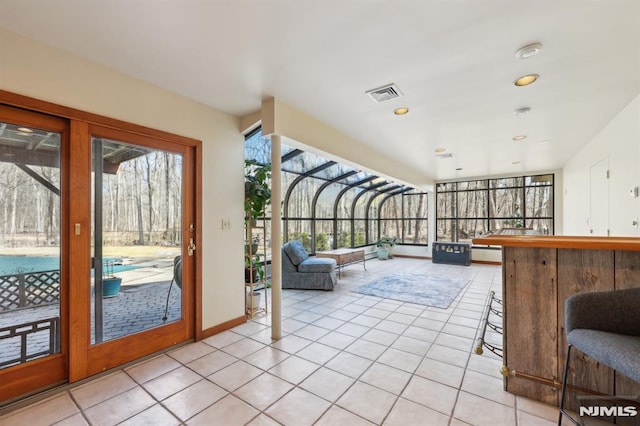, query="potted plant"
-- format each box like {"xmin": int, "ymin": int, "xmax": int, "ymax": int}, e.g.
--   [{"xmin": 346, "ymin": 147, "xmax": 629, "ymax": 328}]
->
[
  {"xmin": 244, "ymin": 160, "xmax": 271, "ymax": 292},
  {"xmin": 244, "ymin": 159, "xmax": 272, "ymax": 223},
  {"xmin": 102, "ymin": 260, "xmax": 122, "ymax": 298},
  {"xmin": 376, "ymin": 236, "xmax": 398, "ymax": 260},
  {"xmin": 244, "ymin": 254, "xmax": 265, "ymax": 283}
]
